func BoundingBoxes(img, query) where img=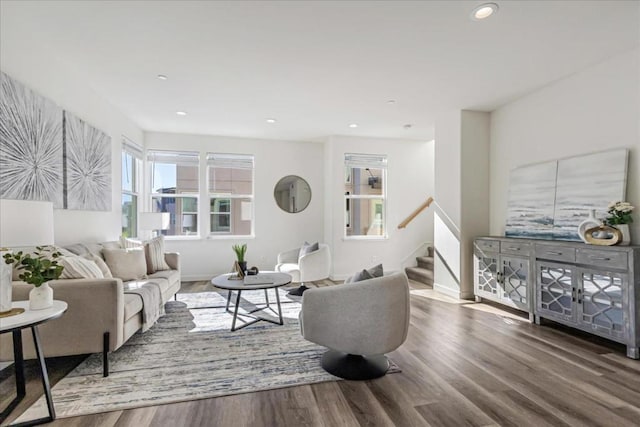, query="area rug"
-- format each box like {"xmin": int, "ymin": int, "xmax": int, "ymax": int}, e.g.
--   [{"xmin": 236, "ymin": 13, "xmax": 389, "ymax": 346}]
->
[{"xmin": 18, "ymin": 288, "xmax": 400, "ymax": 420}]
